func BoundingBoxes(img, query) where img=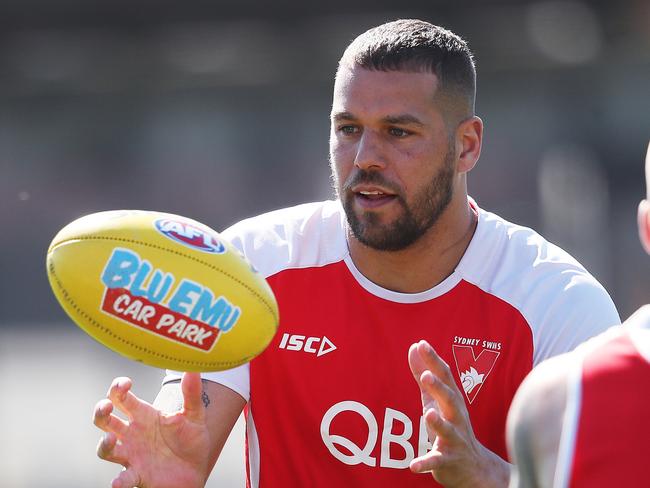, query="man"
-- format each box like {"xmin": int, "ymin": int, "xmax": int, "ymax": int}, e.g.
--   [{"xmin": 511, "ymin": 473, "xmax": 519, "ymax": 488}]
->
[
  {"xmin": 93, "ymin": 20, "xmax": 620, "ymax": 488},
  {"xmin": 506, "ymin": 142, "xmax": 650, "ymax": 488}
]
